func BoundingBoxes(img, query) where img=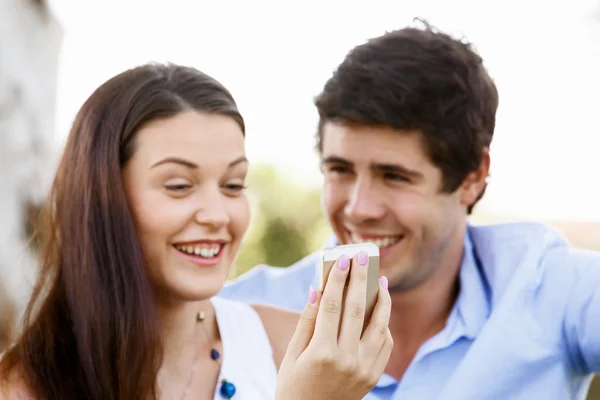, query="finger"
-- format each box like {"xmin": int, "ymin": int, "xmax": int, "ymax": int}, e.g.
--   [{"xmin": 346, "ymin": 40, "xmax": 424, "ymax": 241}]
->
[
  {"xmin": 369, "ymin": 328, "xmax": 394, "ymax": 379},
  {"xmin": 312, "ymin": 254, "xmax": 351, "ymax": 344},
  {"xmin": 338, "ymin": 251, "xmax": 369, "ymax": 352},
  {"xmin": 283, "ymin": 285, "xmax": 322, "ymax": 360},
  {"xmin": 359, "ymin": 276, "xmax": 391, "ymax": 359}
]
